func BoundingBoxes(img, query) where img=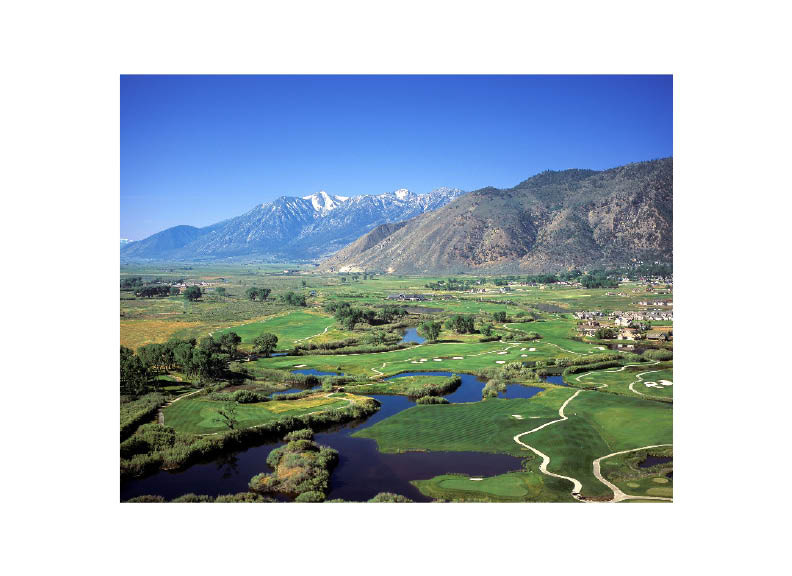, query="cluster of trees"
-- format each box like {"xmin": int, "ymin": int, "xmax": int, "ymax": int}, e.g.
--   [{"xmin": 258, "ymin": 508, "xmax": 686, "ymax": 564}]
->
[
  {"xmin": 121, "ymin": 346, "xmax": 149, "ymax": 396},
  {"xmin": 281, "ymin": 291, "xmax": 307, "ymax": 306},
  {"xmin": 246, "ymin": 287, "xmax": 271, "ymax": 301},
  {"xmin": 121, "ymin": 276, "xmax": 144, "ymax": 289},
  {"xmin": 580, "ymin": 272, "xmax": 619, "ymax": 289},
  {"xmin": 418, "ymin": 321, "xmax": 442, "ymax": 342},
  {"xmin": 248, "ymin": 432, "xmax": 339, "ymax": 501},
  {"xmin": 424, "ymin": 277, "xmax": 480, "ymax": 291},
  {"xmin": 492, "ymin": 311, "xmax": 508, "ymax": 323},
  {"xmin": 184, "ymin": 286, "xmax": 202, "ymax": 301},
  {"xmin": 253, "ymin": 333, "xmax": 278, "ymax": 356},
  {"xmin": 594, "ymin": 327, "xmax": 617, "ymax": 339},
  {"xmin": 445, "ymin": 314, "xmax": 476, "ymax": 334},
  {"xmin": 135, "ymin": 285, "xmax": 178, "ymax": 298},
  {"xmin": 121, "ymin": 333, "xmax": 243, "ymax": 395},
  {"xmin": 326, "ymin": 302, "xmax": 406, "ymax": 329}
]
